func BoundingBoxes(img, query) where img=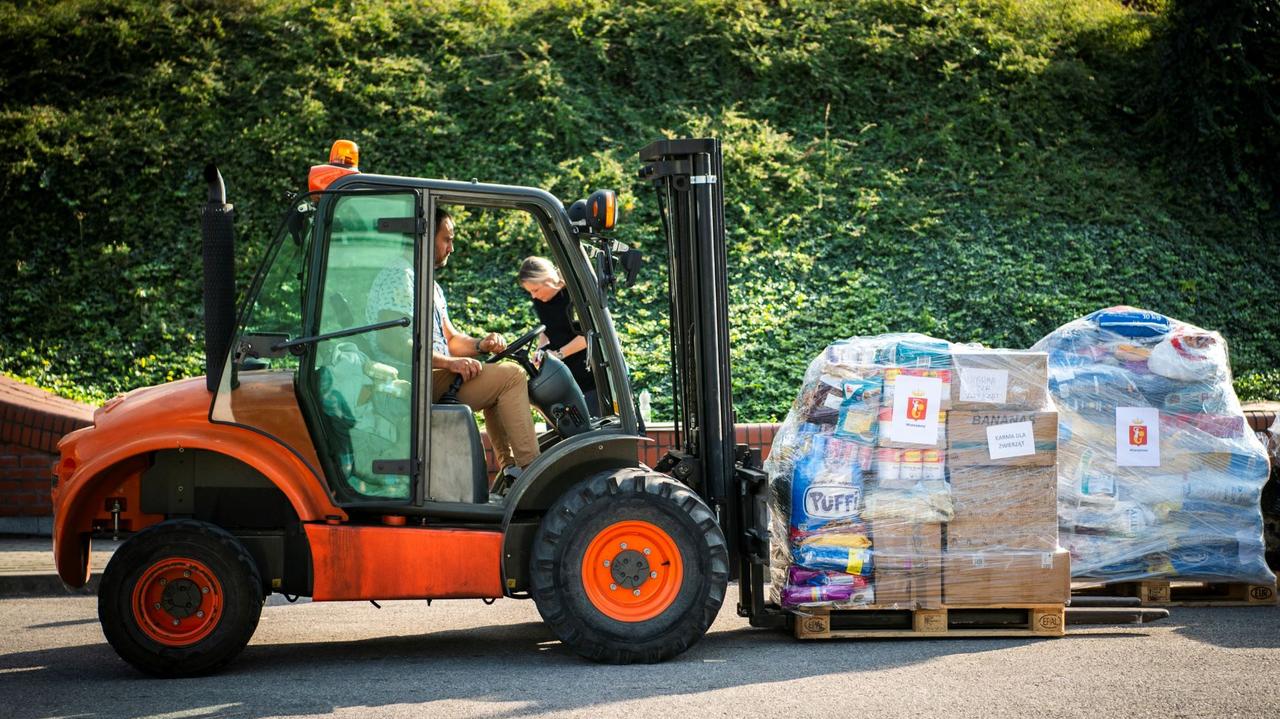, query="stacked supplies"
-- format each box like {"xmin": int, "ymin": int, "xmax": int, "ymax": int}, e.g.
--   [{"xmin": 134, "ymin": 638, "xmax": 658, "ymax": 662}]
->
[
  {"xmin": 767, "ymin": 334, "xmax": 1069, "ymax": 610},
  {"xmin": 944, "ymin": 352, "xmax": 1069, "ymax": 604},
  {"xmin": 1033, "ymin": 307, "xmax": 1275, "ymax": 586}
]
